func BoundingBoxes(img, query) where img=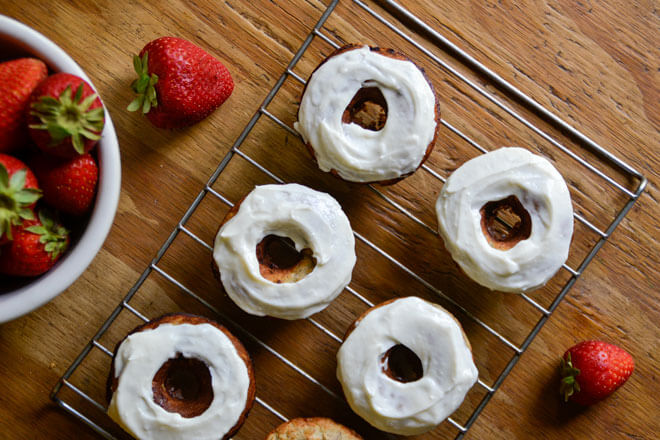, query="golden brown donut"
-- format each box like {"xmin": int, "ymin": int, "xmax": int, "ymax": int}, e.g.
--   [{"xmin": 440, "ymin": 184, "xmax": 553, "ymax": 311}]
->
[{"xmin": 265, "ymin": 417, "xmax": 363, "ymax": 440}]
